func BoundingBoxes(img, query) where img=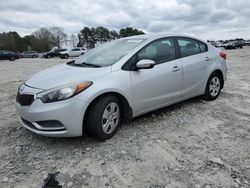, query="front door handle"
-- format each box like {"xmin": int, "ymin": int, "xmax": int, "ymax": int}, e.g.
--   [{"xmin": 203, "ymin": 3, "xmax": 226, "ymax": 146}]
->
[{"xmin": 172, "ymin": 66, "xmax": 181, "ymax": 72}]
